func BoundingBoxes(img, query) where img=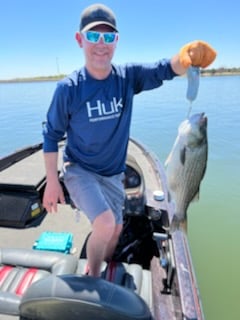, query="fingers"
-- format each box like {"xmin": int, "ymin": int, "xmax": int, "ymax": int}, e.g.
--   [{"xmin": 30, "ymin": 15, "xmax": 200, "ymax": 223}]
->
[
  {"xmin": 43, "ymin": 198, "xmax": 57, "ymax": 213},
  {"xmin": 179, "ymin": 40, "xmax": 217, "ymax": 69},
  {"xmin": 43, "ymin": 196, "xmax": 65, "ymax": 213},
  {"xmin": 43, "ymin": 193, "xmax": 59, "ymax": 213},
  {"xmin": 43, "ymin": 181, "xmax": 66, "ymax": 213}
]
